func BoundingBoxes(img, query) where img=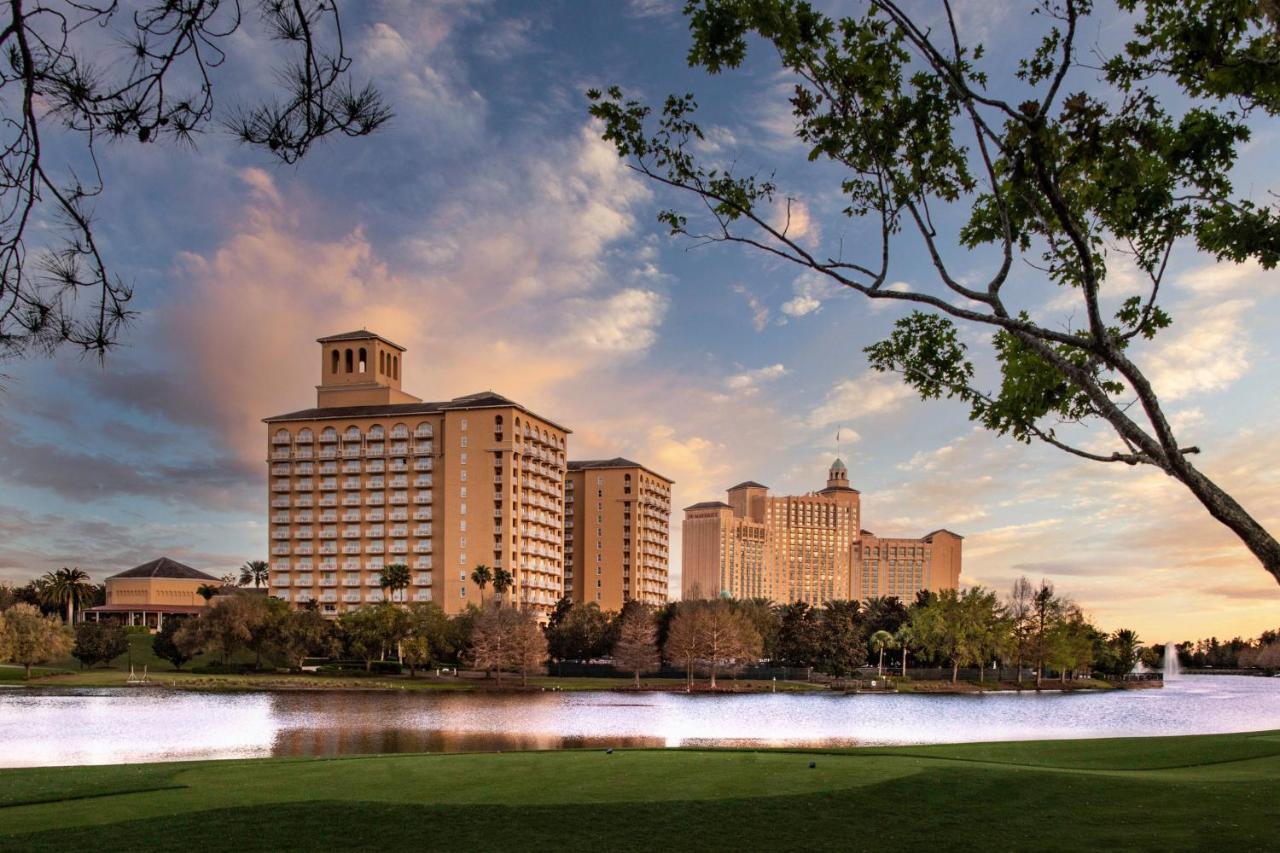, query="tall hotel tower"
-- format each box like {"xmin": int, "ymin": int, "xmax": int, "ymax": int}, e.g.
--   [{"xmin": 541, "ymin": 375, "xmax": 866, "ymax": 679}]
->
[
  {"xmin": 563, "ymin": 458, "xmax": 673, "ymax": 609},
  {"xmin": 263, "ymin": 331, "xmax": 569, "ymax": 618}
]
